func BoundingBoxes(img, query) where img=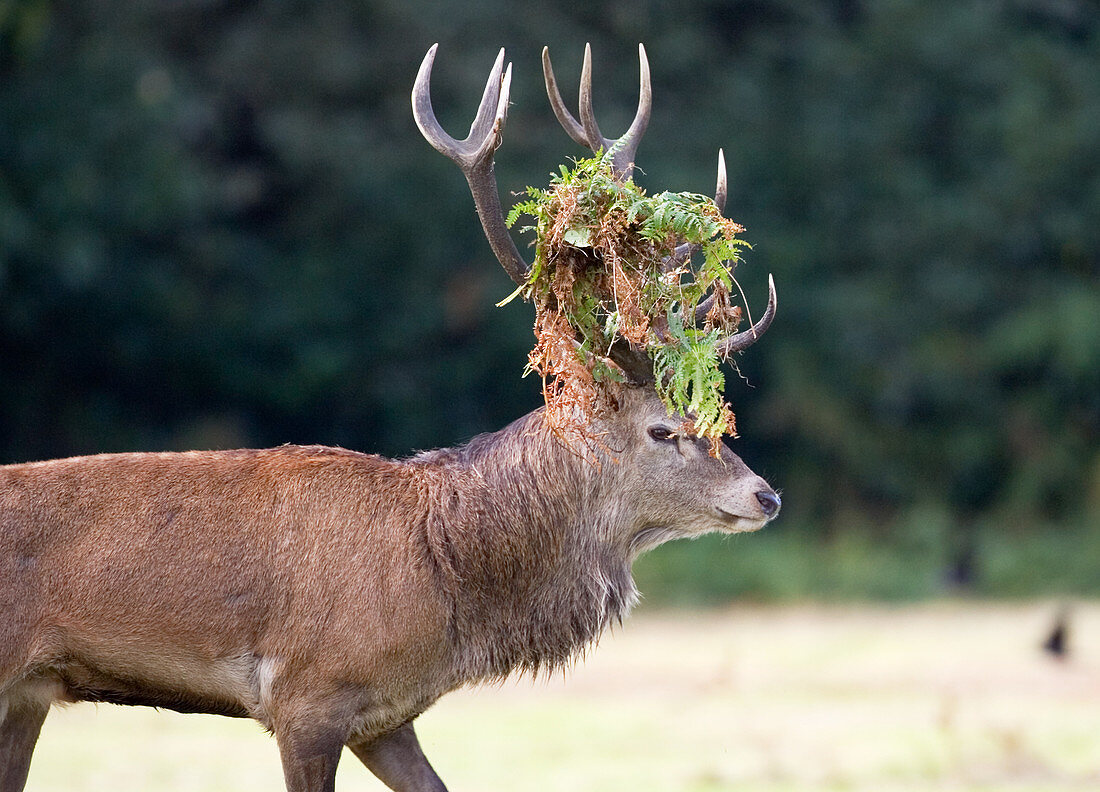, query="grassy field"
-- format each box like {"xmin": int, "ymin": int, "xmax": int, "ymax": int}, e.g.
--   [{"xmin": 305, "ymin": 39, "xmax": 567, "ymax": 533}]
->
[{"xmin": 23, "ymin": 601, "xmax": 1100, "ymax": 791}]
